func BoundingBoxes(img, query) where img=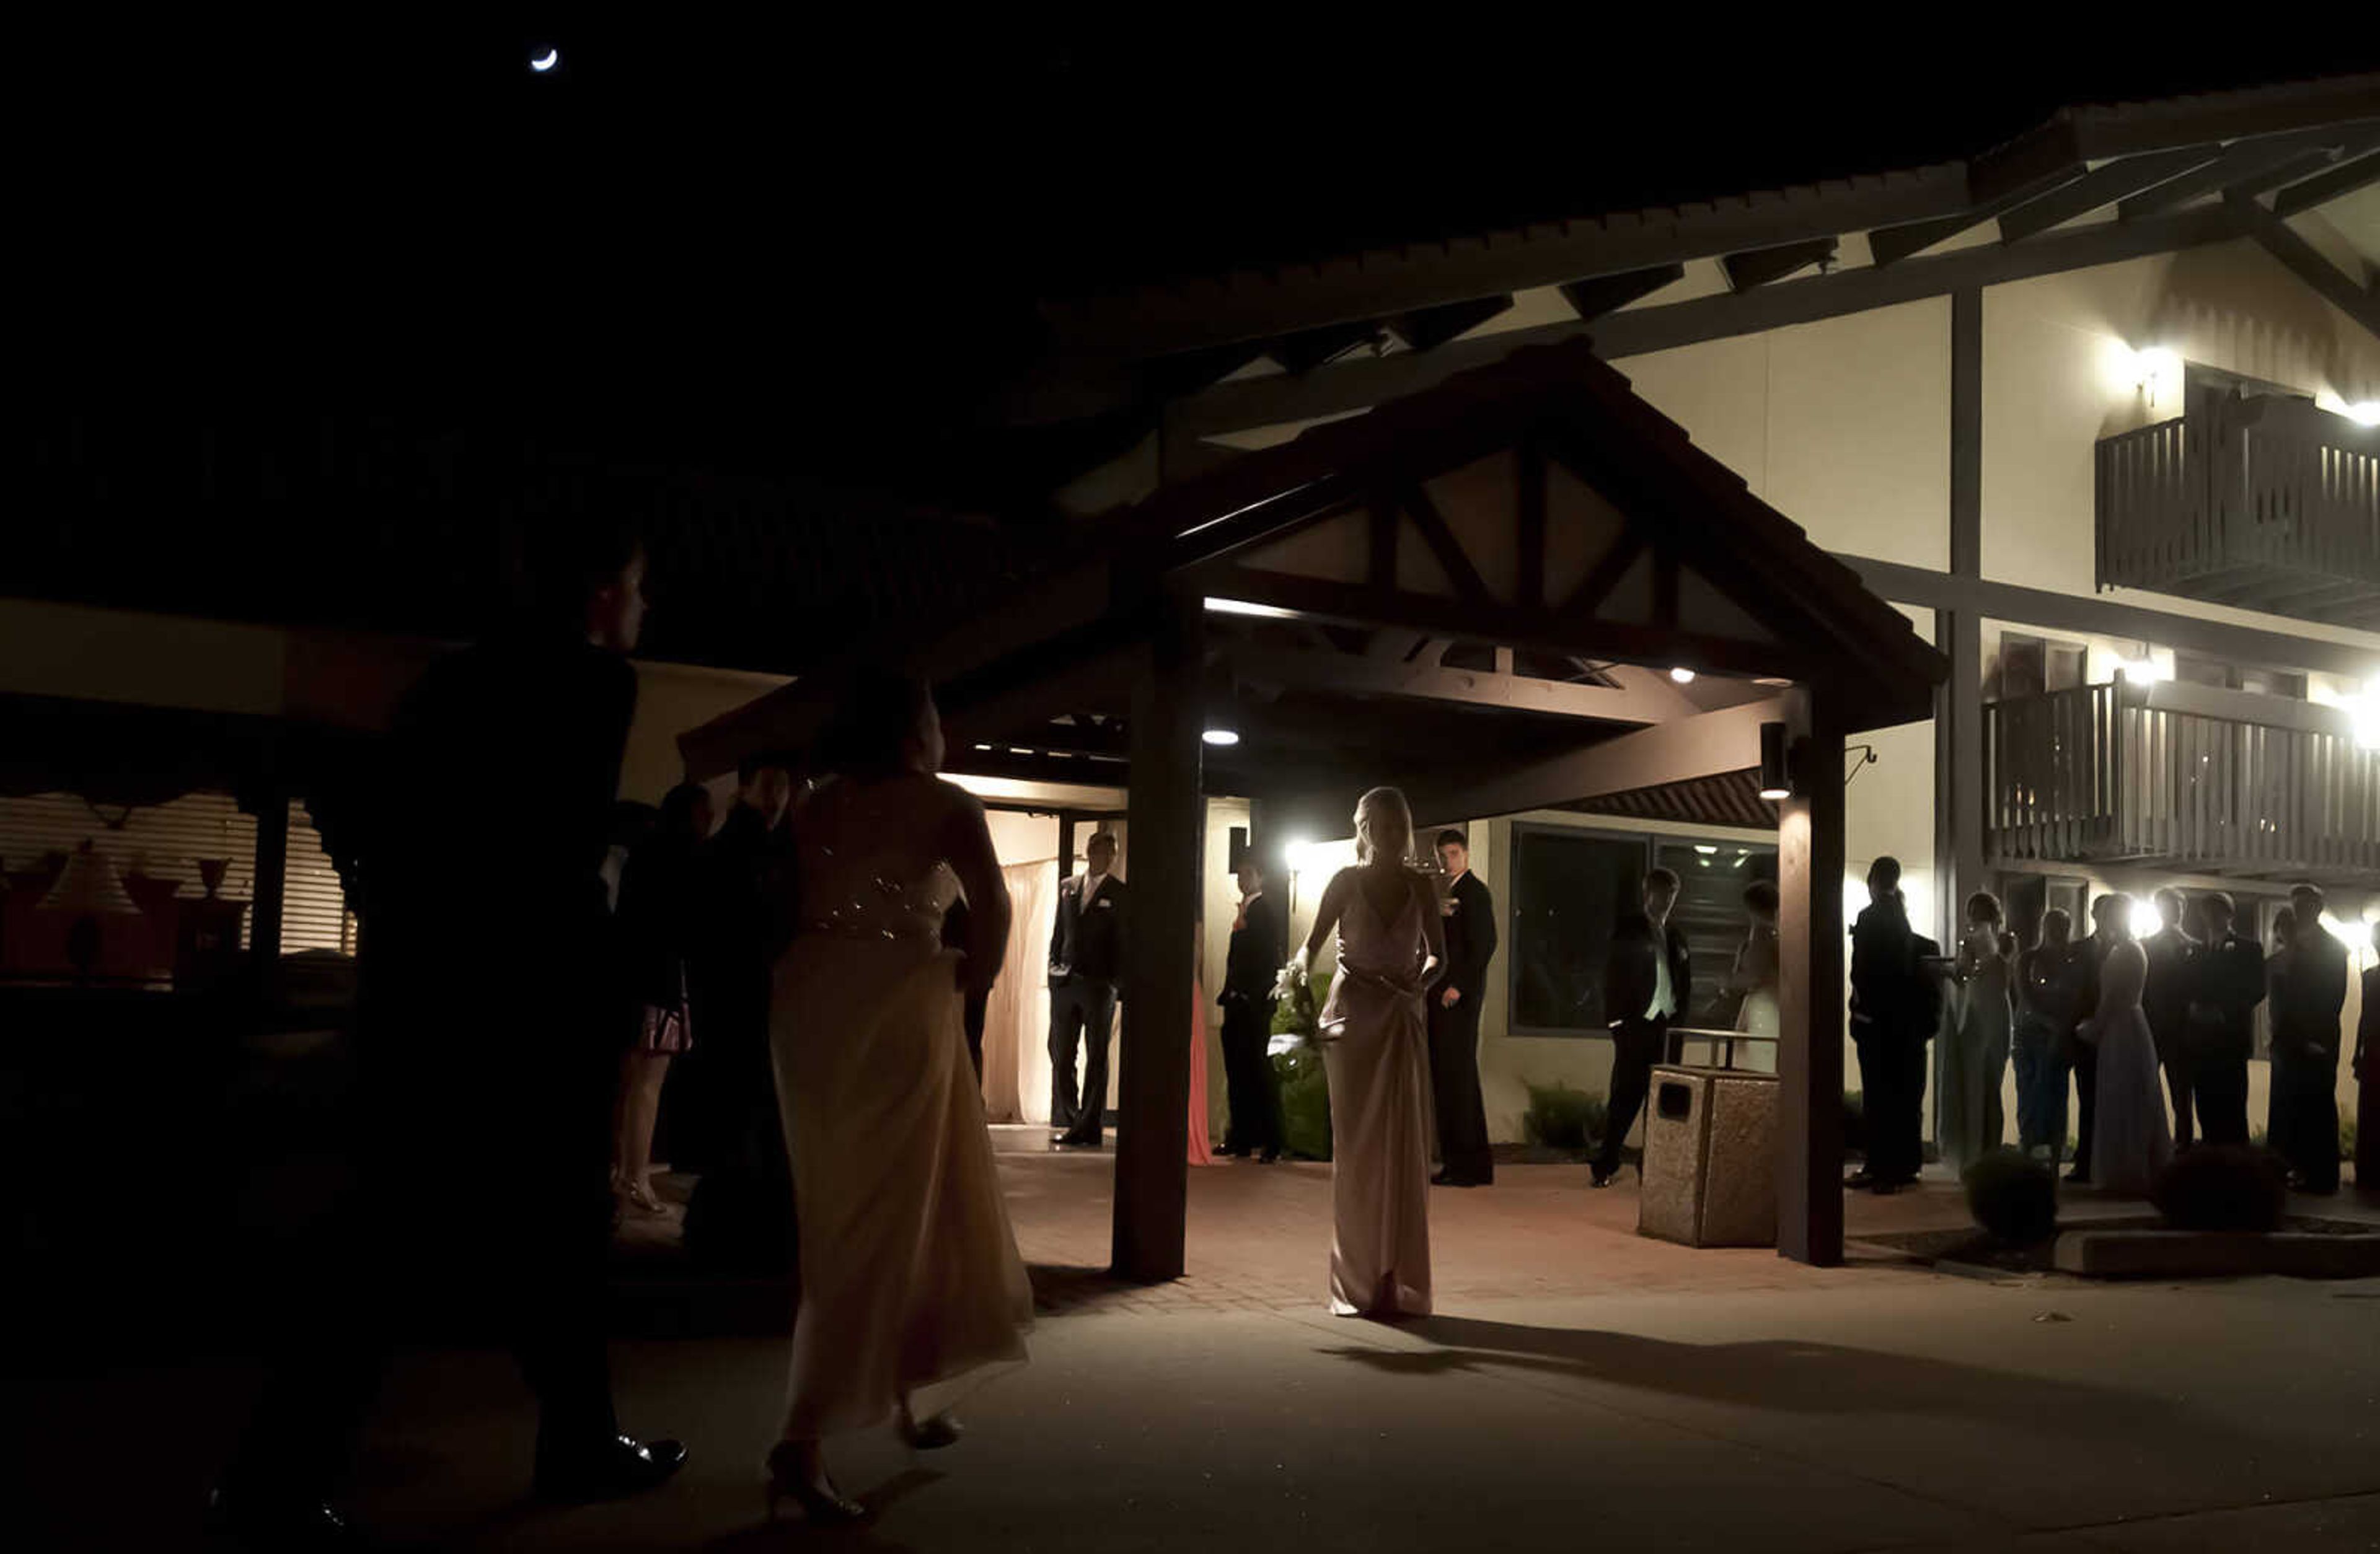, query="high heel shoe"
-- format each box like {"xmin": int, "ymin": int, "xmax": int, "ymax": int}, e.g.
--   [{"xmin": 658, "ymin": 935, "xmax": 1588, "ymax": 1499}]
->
[
  {"xmin": 624, "ymin": 1178, "xmax": 665, "ymax": 1214},
  {"xmin": 764, "ymin": 1442, "xmax": 865, "ymax": 1524},
  {"xmin": 896, "ymin": 1410, "xmax": 964, "ymax": 1451}
]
